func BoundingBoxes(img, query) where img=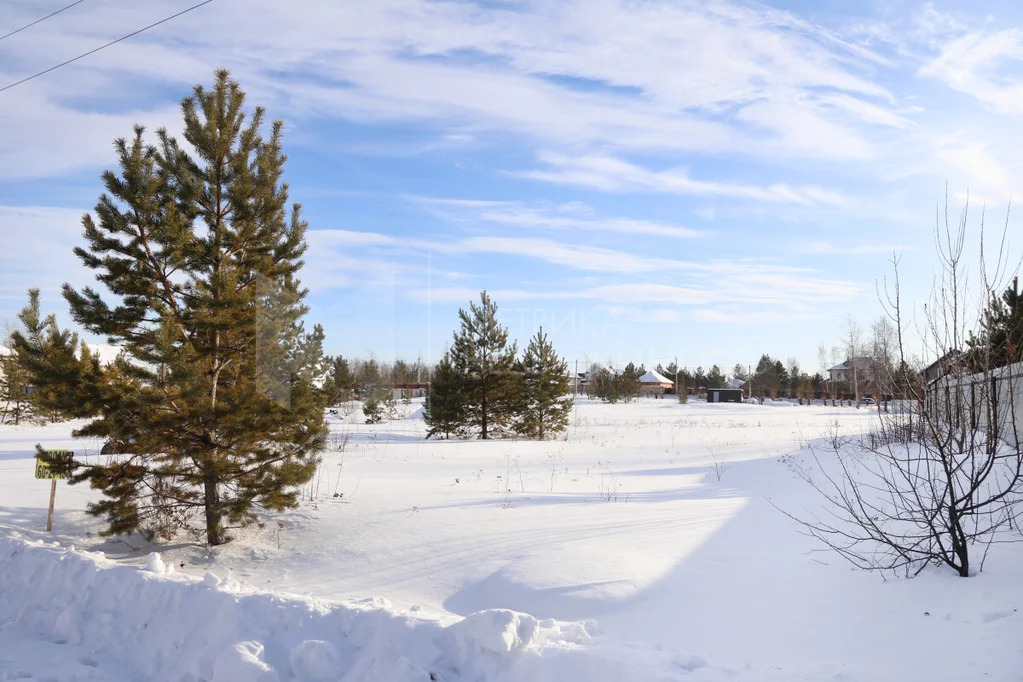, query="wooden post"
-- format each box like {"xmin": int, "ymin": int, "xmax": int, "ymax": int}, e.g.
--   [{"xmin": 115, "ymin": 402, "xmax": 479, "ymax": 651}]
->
[{"xmin": 46, "ymin": 478, "xmax": 57, "ymax": 532}]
